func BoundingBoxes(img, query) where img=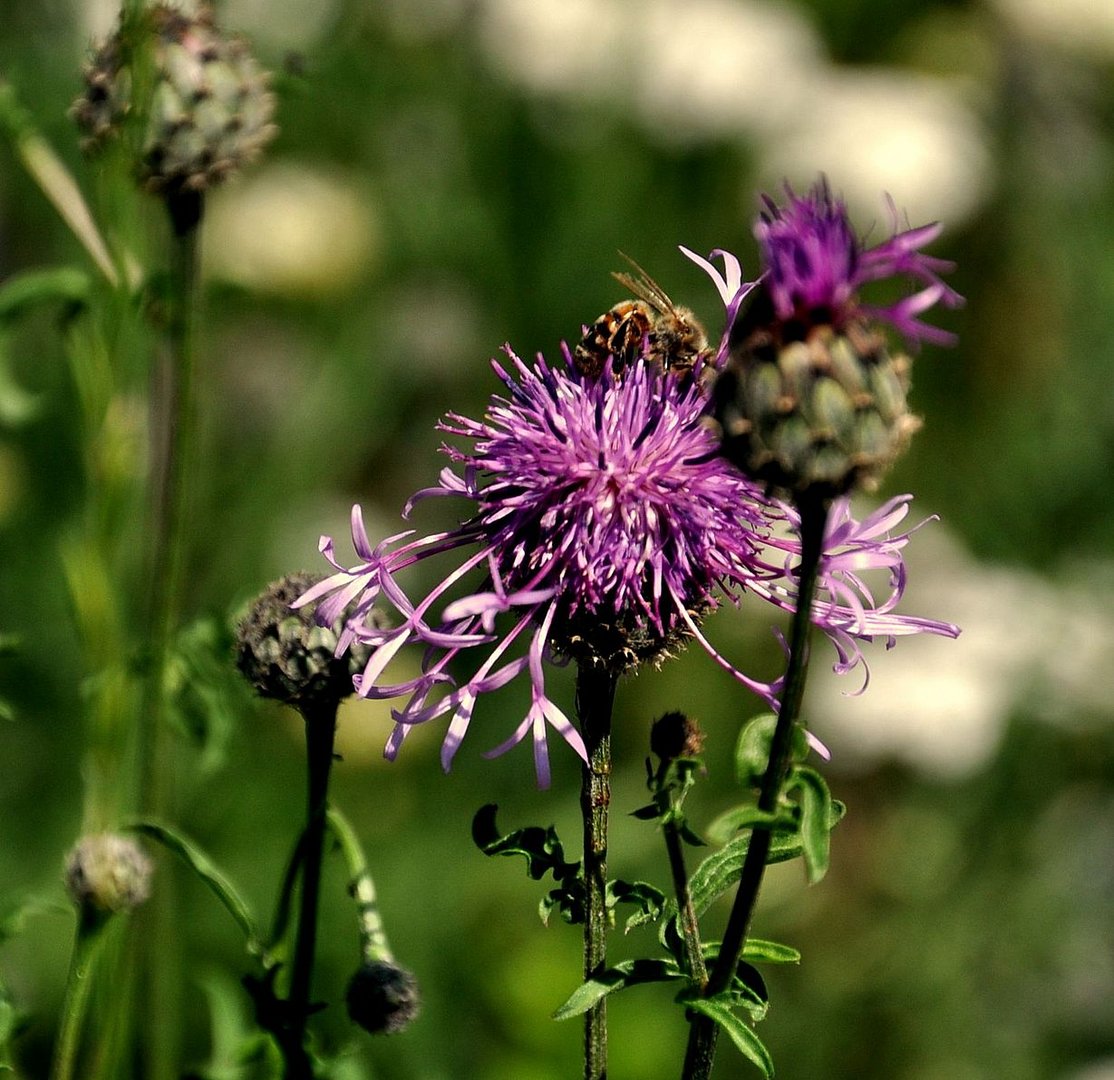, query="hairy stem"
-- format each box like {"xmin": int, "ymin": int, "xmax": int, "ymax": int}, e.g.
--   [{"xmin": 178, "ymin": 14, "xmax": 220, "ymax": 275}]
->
[
  {"xmin": 681, "ymin": 494, "xmax": 828, "ymax": 1080},
  {"xmin": 576, "ymin": 664, "xmax": 618, "ymax": 1080}
]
